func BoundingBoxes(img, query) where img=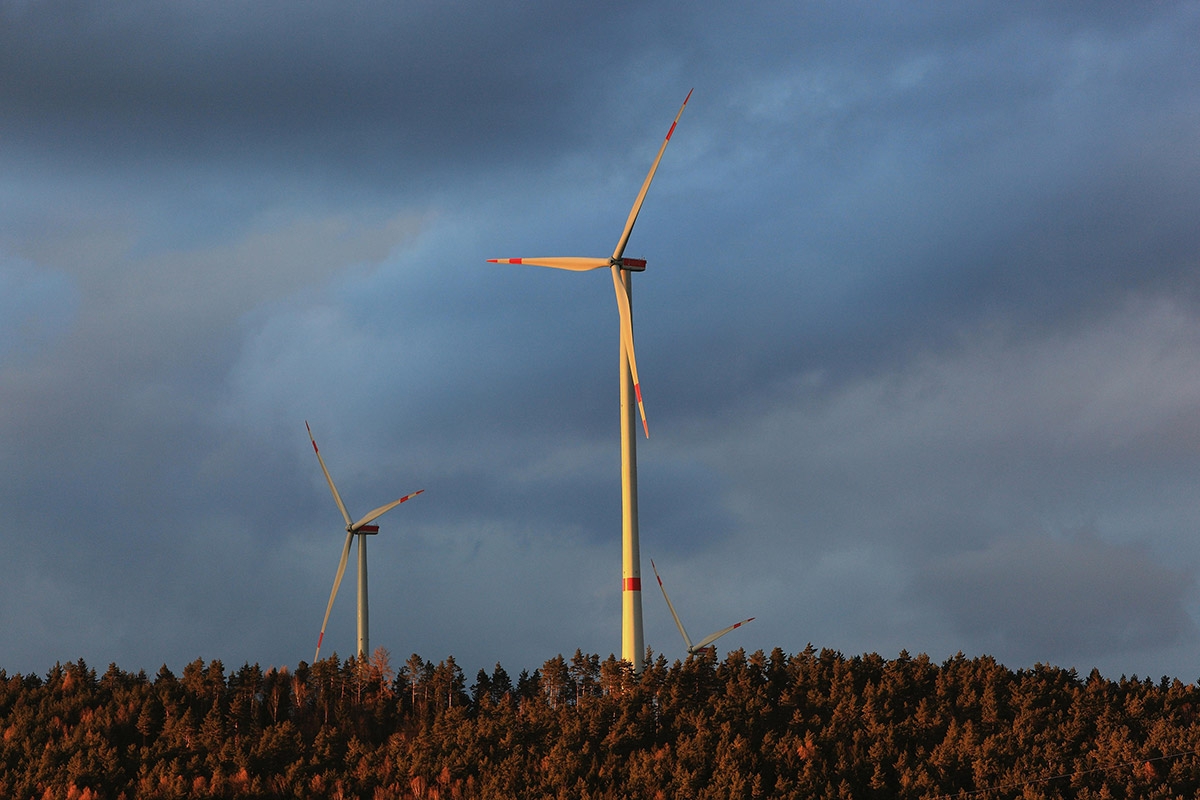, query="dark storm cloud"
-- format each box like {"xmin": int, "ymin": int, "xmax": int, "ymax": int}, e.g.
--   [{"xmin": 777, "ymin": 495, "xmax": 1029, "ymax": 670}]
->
[
  {"xmin": 0, "ymin": 0, "xmax": 660, "ymax": 182},
  {"xmin": 912, "ymin": 531, "xmax": 1198, "ymax": 667},
  {"xmin": 672, "ymin": 294, "xmax": 1200, "ymax": 673},
  {"xmin": 712, "ymin": 5, "xmax": 1199, "ymax": 345},
  {"xmin": 2, "ymin": 0, "xmax": 1200, "ymax": 680}
]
